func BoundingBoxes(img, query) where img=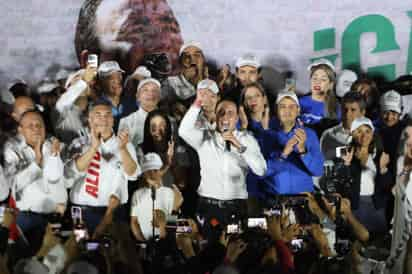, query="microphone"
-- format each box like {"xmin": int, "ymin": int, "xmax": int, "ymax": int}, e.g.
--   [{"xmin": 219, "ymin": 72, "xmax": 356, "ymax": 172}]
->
[
  {"xmin": 222, "ymin": 123, "xmax": 231, "ymax": 152},
  {"xmin": 151, "ymin": 186, "xmax": 156, "ymax": 201}
]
